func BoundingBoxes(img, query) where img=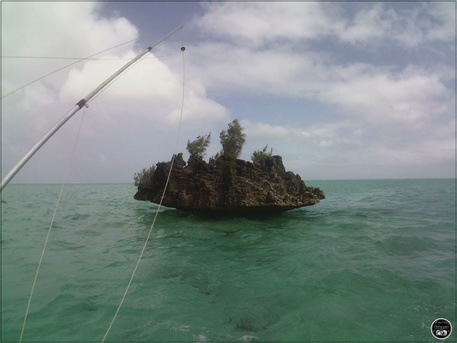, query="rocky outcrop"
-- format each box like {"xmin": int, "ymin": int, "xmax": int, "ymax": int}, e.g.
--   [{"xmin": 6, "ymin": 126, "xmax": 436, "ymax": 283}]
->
[{"xmin": 134, "ymin": 153, "xmax": 325, "ymax": 214}]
